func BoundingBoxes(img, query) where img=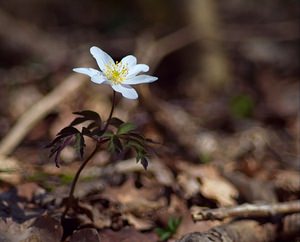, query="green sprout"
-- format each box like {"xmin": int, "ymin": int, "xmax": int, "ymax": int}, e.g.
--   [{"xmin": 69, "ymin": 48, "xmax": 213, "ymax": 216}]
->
[
  {"xmin": 230, "ymin": 94, "xmax": 254, "ymax": 119},
  {"xmin": 155, "ymin": 217, "xmax": 182, "ymax": 241}
]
